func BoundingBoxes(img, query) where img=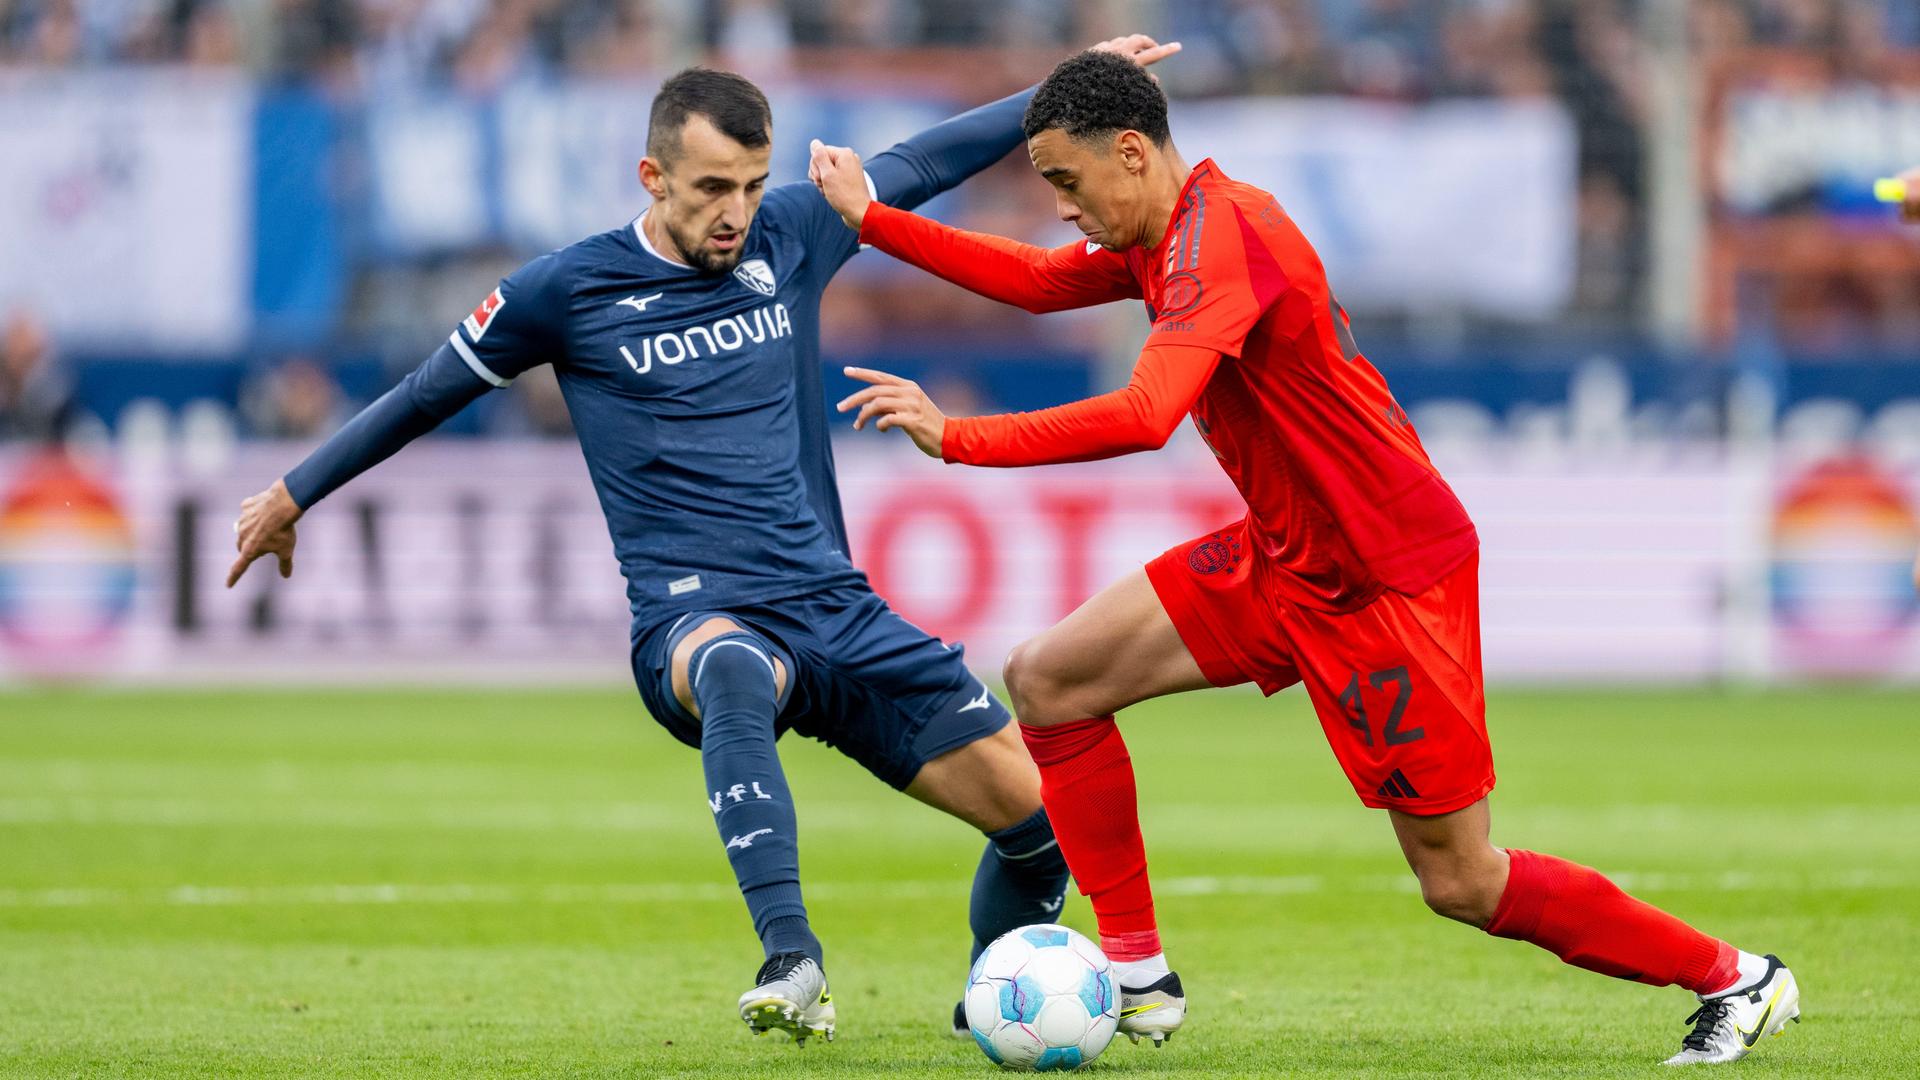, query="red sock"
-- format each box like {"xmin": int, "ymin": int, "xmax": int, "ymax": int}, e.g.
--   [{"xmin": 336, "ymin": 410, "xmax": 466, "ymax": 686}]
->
[
  {"xmin": 1019, "ymin": 718, "xmax": 1160, "ymax": 961},
  {"xmin": 1486, "ymin": 849, "xmax": 1739, "ymax": 993}
]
